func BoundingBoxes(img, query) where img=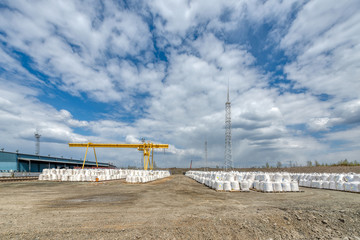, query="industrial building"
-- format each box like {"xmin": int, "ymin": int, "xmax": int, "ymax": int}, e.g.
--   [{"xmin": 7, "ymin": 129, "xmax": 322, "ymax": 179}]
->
[{"xmin": 0, "ymin": 151, "xmax": 115, "ymax": 172}]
